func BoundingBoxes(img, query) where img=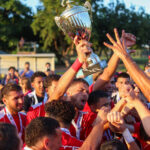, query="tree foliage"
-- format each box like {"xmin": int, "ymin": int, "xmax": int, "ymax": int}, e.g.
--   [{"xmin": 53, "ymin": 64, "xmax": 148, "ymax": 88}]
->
[
  {"xmin": 0, "ymin": 0, "xmax": 34, "ymax": 51},
  {"xmin": 31, "ymin": 0, "xmax": 150, "ymax": 65},
  {"xmin": 0, "ymin": 0, "xmax": 150, "ymax": 65}
]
